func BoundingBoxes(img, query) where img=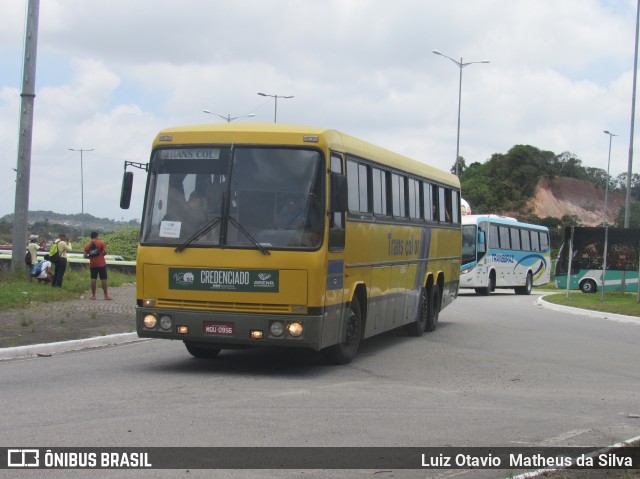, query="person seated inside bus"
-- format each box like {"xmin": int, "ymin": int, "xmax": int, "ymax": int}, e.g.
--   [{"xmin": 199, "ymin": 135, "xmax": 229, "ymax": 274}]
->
[
  {"xmin": 181, "ymin": 191, "xmax": 209, "ymax": 238},
  {"xmin": 270, "ymin": 198, "xmax": 306, "ymax": 229}
]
